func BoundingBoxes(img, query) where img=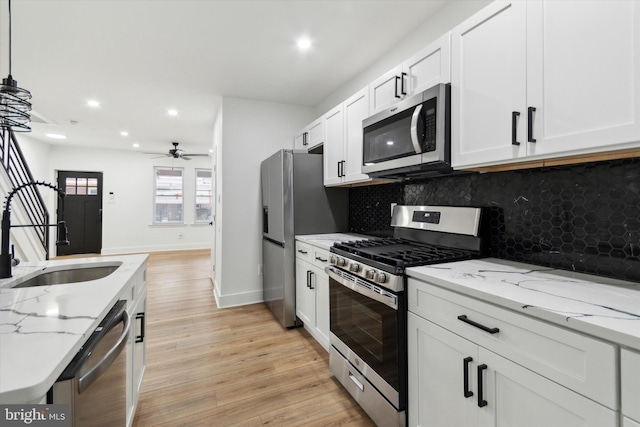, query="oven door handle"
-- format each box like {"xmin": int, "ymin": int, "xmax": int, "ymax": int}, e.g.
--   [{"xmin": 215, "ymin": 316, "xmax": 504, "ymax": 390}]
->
[
  {"xmin": 326, "ymin": 266, "xmax": 398, "ymax": 310},
  {"xmin": 410, "ymin": 104, "xmax": 423, "ymax": 154}
]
